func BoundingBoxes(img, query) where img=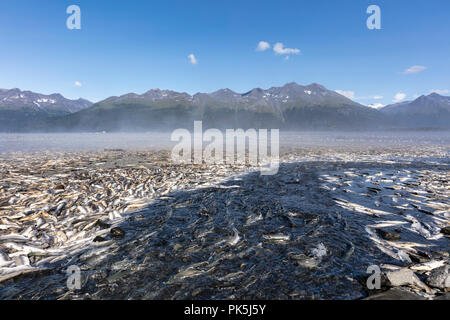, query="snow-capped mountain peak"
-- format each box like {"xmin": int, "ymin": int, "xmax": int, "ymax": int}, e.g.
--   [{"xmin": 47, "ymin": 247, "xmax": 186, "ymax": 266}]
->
[{"xmin": 0, "ymin": 88, "xmax": 93, "ymax": 114}]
